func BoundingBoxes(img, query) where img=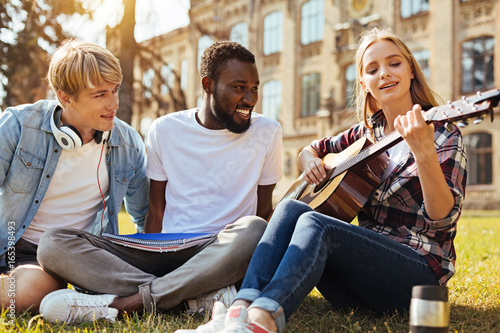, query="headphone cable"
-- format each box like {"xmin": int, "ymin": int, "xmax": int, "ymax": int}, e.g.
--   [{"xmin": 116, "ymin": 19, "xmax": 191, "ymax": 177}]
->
[{"xmin": 97, "ymin": 138, "xmax": 106, "ymax": 237}]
